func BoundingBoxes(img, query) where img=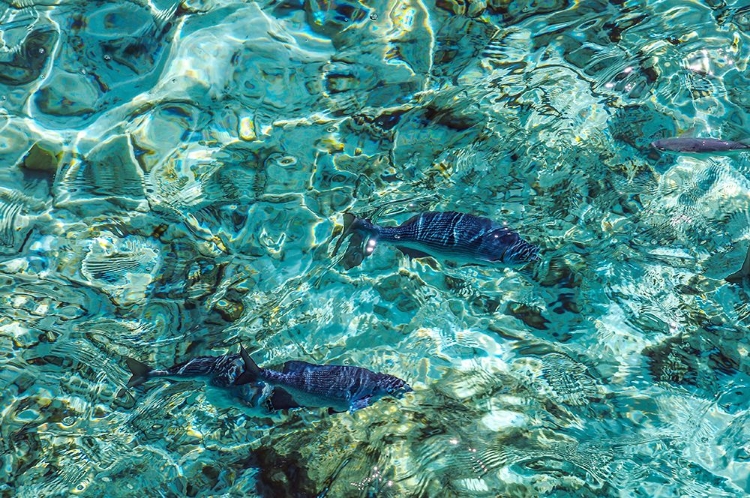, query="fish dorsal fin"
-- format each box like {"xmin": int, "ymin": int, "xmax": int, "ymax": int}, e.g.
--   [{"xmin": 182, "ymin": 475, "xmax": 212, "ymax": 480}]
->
[
  {"xmin": 125, "ymin": 357, "xmax": 153, "ymax": 388},
  {"xmin": 240, "ymin": 344, "xmax": 260, "ymax": 374},
  {"xmin": 282, "ymin": 360, "xmax": 316, "ymax": 373},
  {"xmin": 726, "ymin": 246, "xmax": 750, "ymax": 283},
  {"xmin": 235, "ymin": 344, "xmax": 261, "ymax": 385}
]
